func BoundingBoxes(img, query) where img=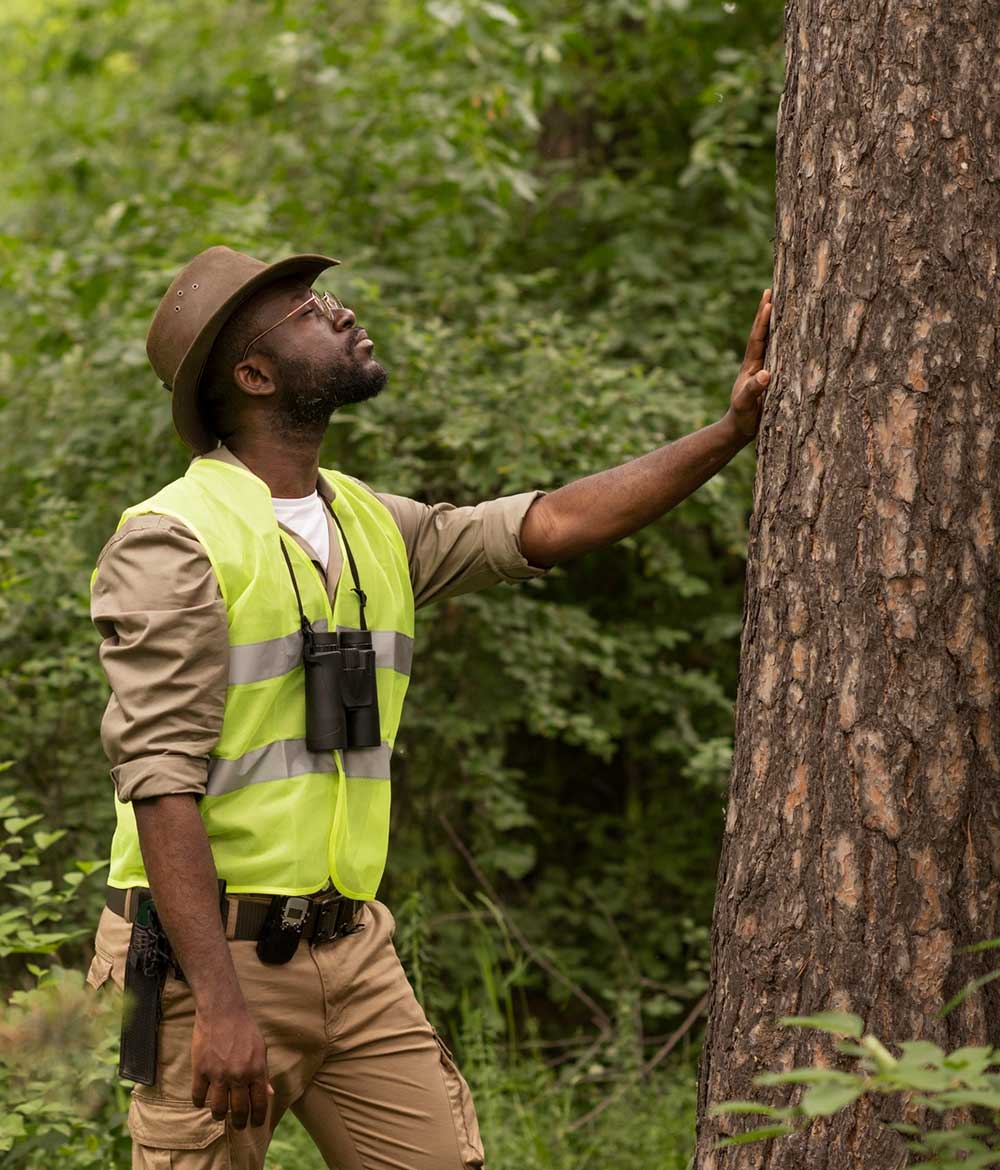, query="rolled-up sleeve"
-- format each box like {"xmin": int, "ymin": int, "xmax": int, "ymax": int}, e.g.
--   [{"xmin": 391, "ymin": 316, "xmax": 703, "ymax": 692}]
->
[
  {"xmin": 91, "ymin": 514, "xmax": 228, "ymax": 802},
  {"xmin": 374, "ymin": 489, "xmax": 550, "ymax": 609}
]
